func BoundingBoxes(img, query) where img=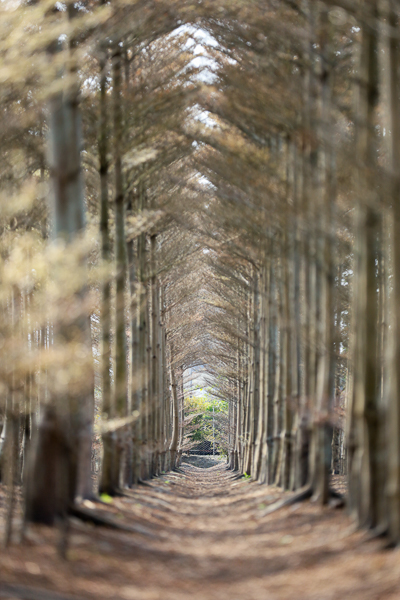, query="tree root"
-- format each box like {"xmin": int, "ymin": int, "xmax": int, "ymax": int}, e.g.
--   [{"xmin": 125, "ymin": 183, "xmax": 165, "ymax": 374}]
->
[
  {"xmin": 358, "ymin": 523, "xmax": 400, "ymax": 549},
  {"xmin": 328, "ymin": 490, "xmax": 346, "ymax": 509},
  {"xmin": 228, "ymin": 473, "xmax": 243, "ymax": 480},
  {"xmin": 259, "ymin": 485, "xmax": 313, "ymax": 517},
  {"xmin": 99, "ymin": 489, "xmax": 128, "ymax": 498},
  {"xmin": 69, "ymin": 504, "xmax": 157, "ymax": 538},
  {"xmin": 364, "ymin": 524, "xmax": 389, "ymax": 543},
  {"xmin": 103, "ymin": 489, "xmax": 140, "ymax": 500},
  {"xmin": 259, "ymin": 485, "xmax": 346, "ymax": 518},
  {"xmin": 0, "ymin": 583, "xmax": 86, "ymax": 600},
  {"xmin": 137, "ymin": 479, "xmax": 153, "ymax": 487}
]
